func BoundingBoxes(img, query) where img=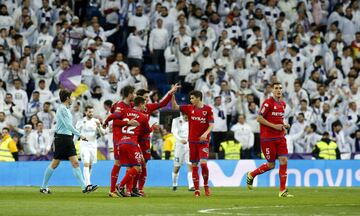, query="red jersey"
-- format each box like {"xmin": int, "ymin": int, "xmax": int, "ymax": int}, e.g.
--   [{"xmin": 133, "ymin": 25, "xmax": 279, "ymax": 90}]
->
[
  {"xmin": 258, "ymin": 97, "xmax": 286, "ymax": 139},
  {"xmin": 180, "ymin": 104, "xmax": 214, "ymax": 144},
  {"xmin": 108, "ymin": 101, "xmax": 134, "ymax": 142},
  {"xmin": 138, "ymin": 93, "xmax": 172, "ymax": 140},
  {"xmin": 107, "ymin": 108, "xmax": 151, "ymax": 144}
]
